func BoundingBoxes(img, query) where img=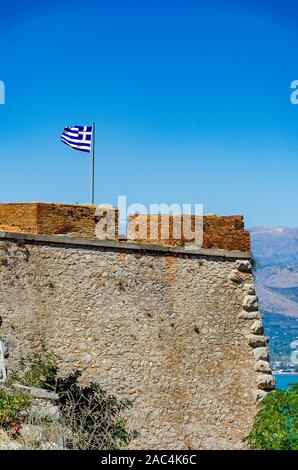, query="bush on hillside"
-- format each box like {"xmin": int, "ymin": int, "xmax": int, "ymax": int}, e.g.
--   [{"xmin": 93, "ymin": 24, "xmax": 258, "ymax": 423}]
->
[
  {"xmin": 2, "ymin": 349, "xmax": 136, "ymax": 449},
  {"xmin": 245, "ymin": 383, "xmax": 298, "ymax": 450}
]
